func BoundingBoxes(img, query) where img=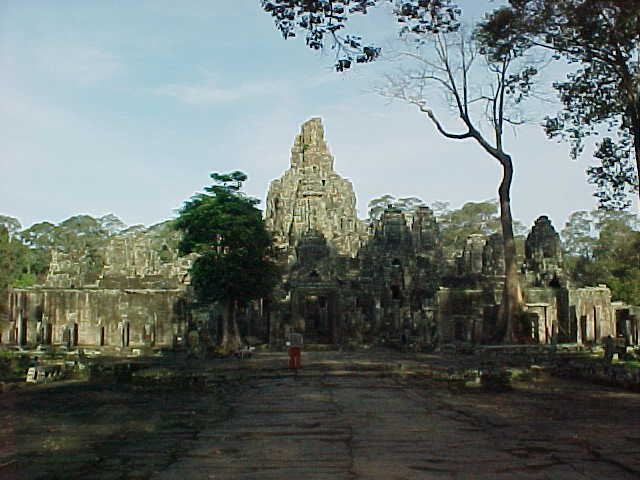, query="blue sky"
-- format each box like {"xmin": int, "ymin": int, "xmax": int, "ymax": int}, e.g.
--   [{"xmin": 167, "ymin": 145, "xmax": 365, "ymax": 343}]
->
[{"xmin": 1, "ymin": 1, "xmax": 605, "ymax": 233}]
